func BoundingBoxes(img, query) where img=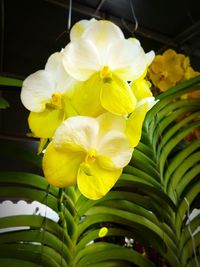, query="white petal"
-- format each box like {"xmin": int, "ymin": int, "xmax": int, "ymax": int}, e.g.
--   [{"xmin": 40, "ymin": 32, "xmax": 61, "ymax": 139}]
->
[
  {"xmin": 146, "ymin": 51, "xmax": 155, "ymax": 66},
  {"xmin": 97, "ymin": 130, "xmax": 133, "ymax": 168},
  {"xmin": 137, "ymin": 96, "xmax": 159, "ymax": 109},
  {"xmin": 53, "ymin": 116, "xmax": 99, "ymax": 151},
  {"xmin": 62, "ymin": 39, "xmax": 101, "ymax": 81},
  {"xmin": 107, "ymin": 39, "xmax": 147, "ymax": 81},
  {"xmin": 70, "ymin": 19, "xmax": 97, "ymax": 41},
  {"xmin": 21, "ymin": 70, "xmax": 55, "ymax": 112},
  {"xmin": 82, "ymin": 20, "xmax": 124, "ymax": 63},
  {"xmin": 45, "ymin": 52, "xmax": 76, "ymax": 94}
]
